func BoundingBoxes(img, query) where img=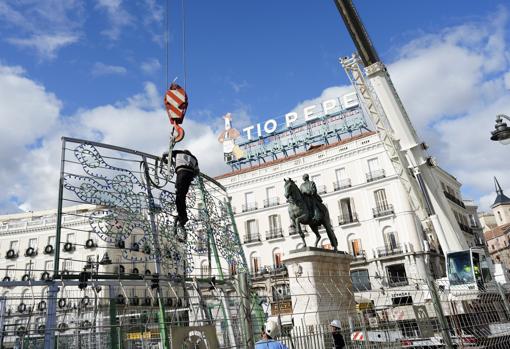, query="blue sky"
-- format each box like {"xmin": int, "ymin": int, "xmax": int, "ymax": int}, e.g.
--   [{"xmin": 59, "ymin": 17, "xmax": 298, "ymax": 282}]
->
[{"xmin": 0, "ymin": 0, "xmax": 509, "ymax": 213}]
